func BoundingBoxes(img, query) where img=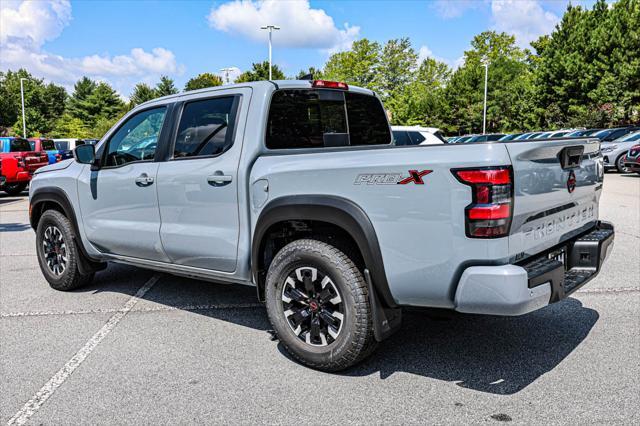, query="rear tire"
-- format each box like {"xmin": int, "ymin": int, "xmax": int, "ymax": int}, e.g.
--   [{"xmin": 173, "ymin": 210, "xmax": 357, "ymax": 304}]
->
[
  {"xmin": 36, "ymin": 210, "xmax": 94, "ymax": 291},
  {"xmin": 3, "ymin": 182, "xmax": 27, "ymax": 196},
  {"xmin": 616, "ymin": 154, "xmax": 630, "ymax": 173},
  {"xmin": 265, "ymin": 239, "xmax": 377, "ymax": 372}
]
